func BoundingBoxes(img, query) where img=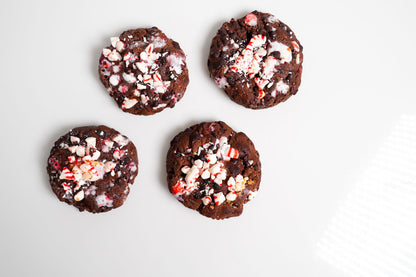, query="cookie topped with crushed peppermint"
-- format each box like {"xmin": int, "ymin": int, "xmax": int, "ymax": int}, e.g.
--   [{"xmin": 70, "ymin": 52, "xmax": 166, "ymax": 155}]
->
[
  {"xmin": 47, "ymin": 125, "xmax": 138, "ymax": 213},
  {"xmin": 99, "ymin": 27, "xmax": 189, "ymax": 115},
  {"xmin": 208, "ymin": 10, "xmax": 303, "ymax": 109},
  {"xmin": 166, "ymin": 121, "xmax": 261, "ymax": 220}
]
